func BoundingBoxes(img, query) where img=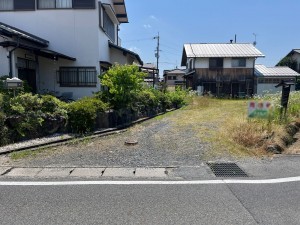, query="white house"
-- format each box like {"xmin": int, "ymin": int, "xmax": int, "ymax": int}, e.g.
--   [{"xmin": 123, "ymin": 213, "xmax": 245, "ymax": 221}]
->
[
  {"xmin": 254, "ymin": 64, "xmax": 299, "ymax": 95},
  {"xmin": 0, "ymin": 0, "xmax": 143, "ymax": 99},
  {"xmin": 163, "ymin": 68, "xmax": 185, "ymax": 90},
  {"xmin": 181, "ymin": 43, "xmax": 265, "ymax": 97}
]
